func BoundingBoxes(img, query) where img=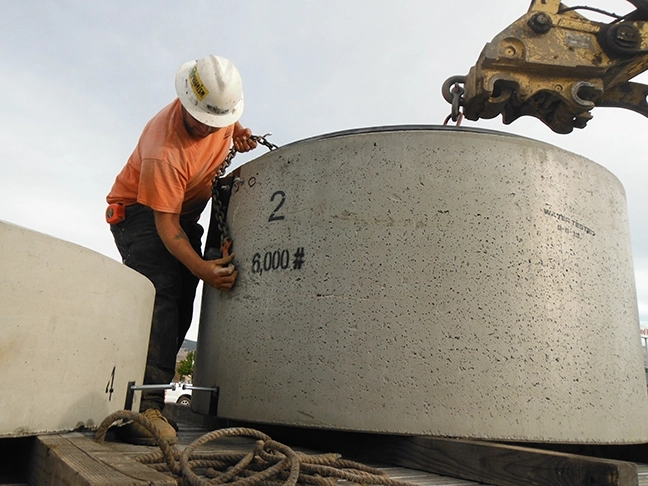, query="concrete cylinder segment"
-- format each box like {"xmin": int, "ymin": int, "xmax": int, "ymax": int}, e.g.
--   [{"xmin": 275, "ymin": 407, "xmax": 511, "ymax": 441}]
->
[{"xmin": 193, "ymin": 126, "xmax": 647, "ymax": 443}]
